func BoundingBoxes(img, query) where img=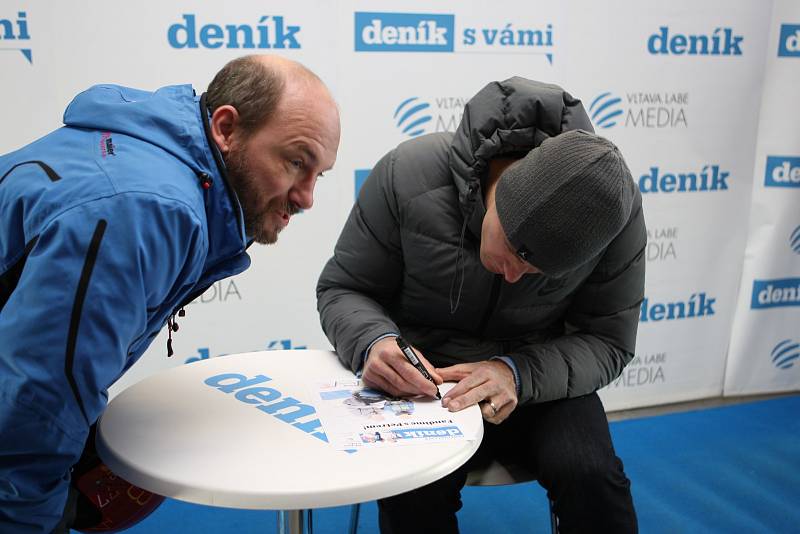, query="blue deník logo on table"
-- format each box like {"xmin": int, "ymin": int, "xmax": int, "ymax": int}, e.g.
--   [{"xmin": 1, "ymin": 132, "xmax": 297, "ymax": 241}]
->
[
  {"xmin": 205, "ymin": 373, "xmax": 327, "ymax": 442},
  {"xmin": 394, "ymin": 97, "xmax": 432, "ymax": 138},
  {"xmin": 765, "ymin": 156, "xmax": 800, "ymax": 188},
  {"xmin": 778, "ymin": 24, "xmax": 800, "ymax": 57},
  {"xmin": 589, "ymin": 92, "xmax": 623, "ymax": 129},
  {"xmin": 771, "ymin": 339, "xmax": 800, "ymax": 370},
  {"xmin": 355, "ymin": 12, "xmax": 454, "ymax": 52},
  {"xmin": 0, "ymin": 11, "xmax": 32, "ymax": 63},
  {"xmin": 167, "ymin": 14, "xmax": 301, "ymax": 49},
  {"xmin": 647, "ymin": 27, "xmax": 743, "ymax": 55}
]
